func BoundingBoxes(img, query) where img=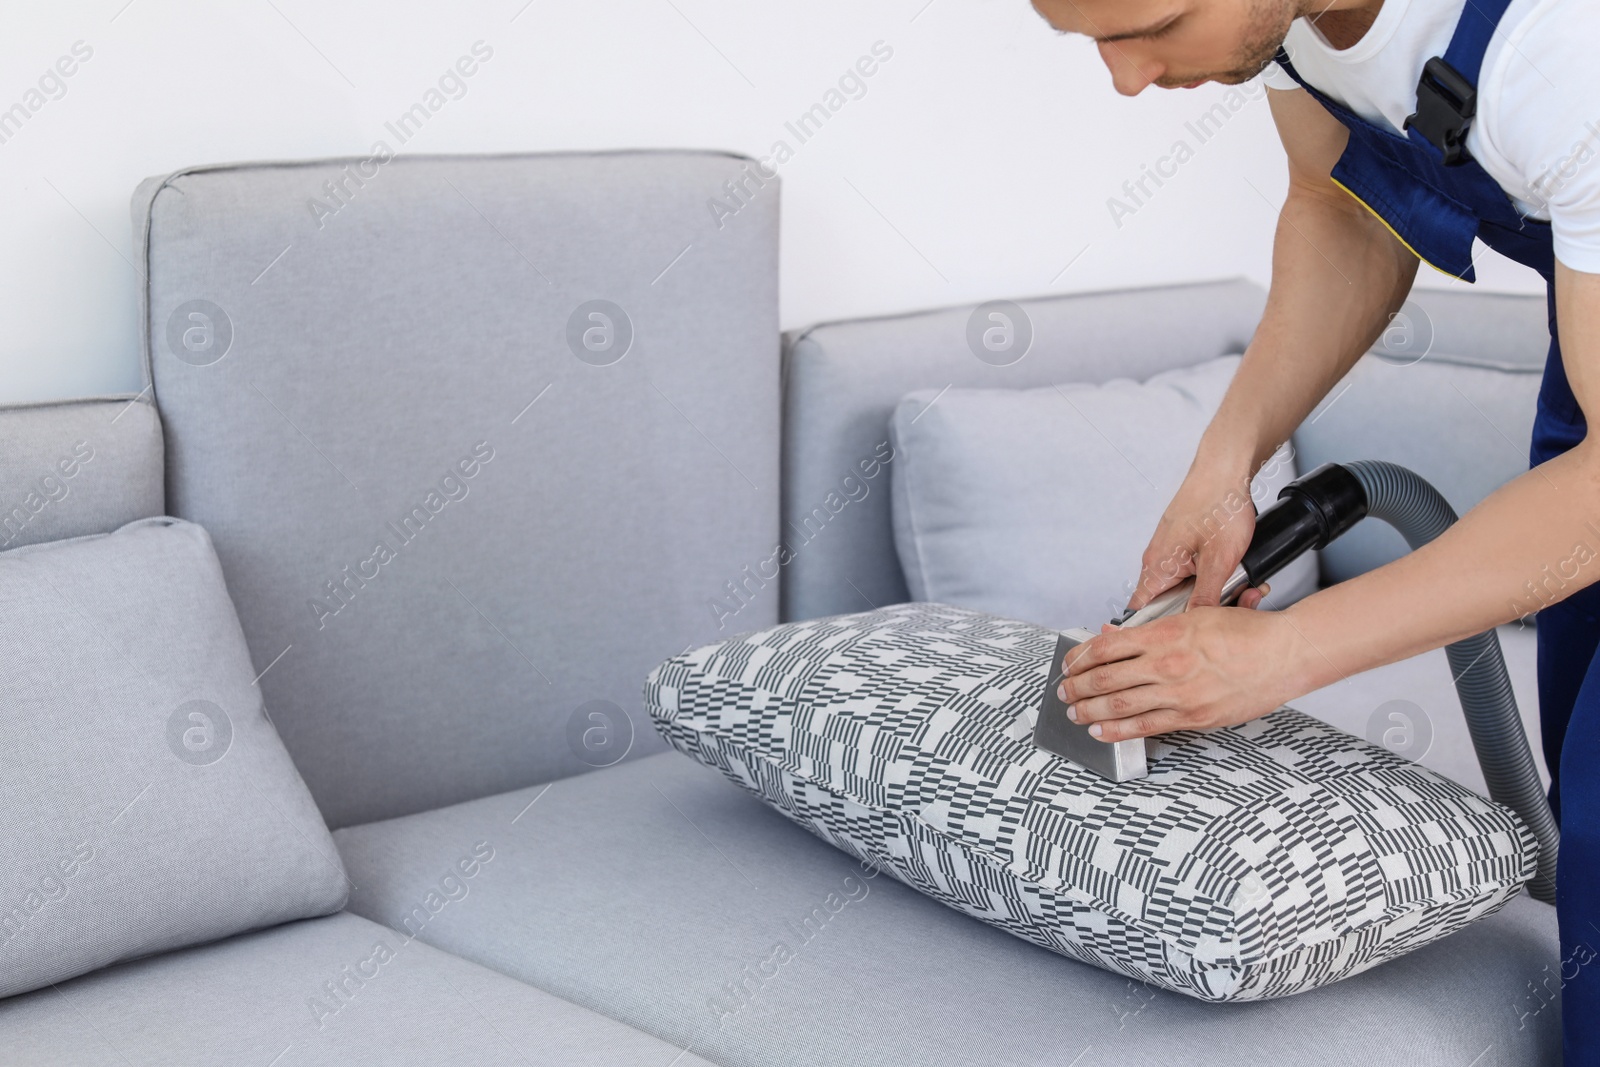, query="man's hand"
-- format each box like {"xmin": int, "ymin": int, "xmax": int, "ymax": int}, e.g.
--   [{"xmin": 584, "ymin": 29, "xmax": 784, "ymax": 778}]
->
[
  {"xmin": 1056, "ymin": 607, "xmax": 1311, "ymax": 742},
  {"xmin": 1124, "ymin": 468, "xmax": 1268, "ymax": 612}
]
